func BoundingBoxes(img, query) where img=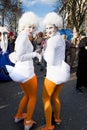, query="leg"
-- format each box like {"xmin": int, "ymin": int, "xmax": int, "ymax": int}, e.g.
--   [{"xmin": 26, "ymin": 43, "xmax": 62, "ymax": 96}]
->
[
  {"xmin": 42, "ymin": 78, "xmax": 56, "ymax": 127},
  {"xmin": 76, "ymin": 77, "xmax": 82, "ymax": 89},
  {"xmin": 15, "ymin": 83, "xmax": 29, "ymax": 117},
  {"xmin": 52, "ymin": 84, "xmax": 63, "ymax": 122},
  {"xmin": 25, "ymin": 76, "xmax": 37, "ymax": 120},
  {"xmin": 23, "ymin": 76, "xmax": 37, "ymax": 130},
  {"xmin": 15, "ymin": 76, "xmax": 37, "ymax": 121},
  {"xmin": 70, "ymin": 49, "xmax": 76, "ymax": 68}
]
